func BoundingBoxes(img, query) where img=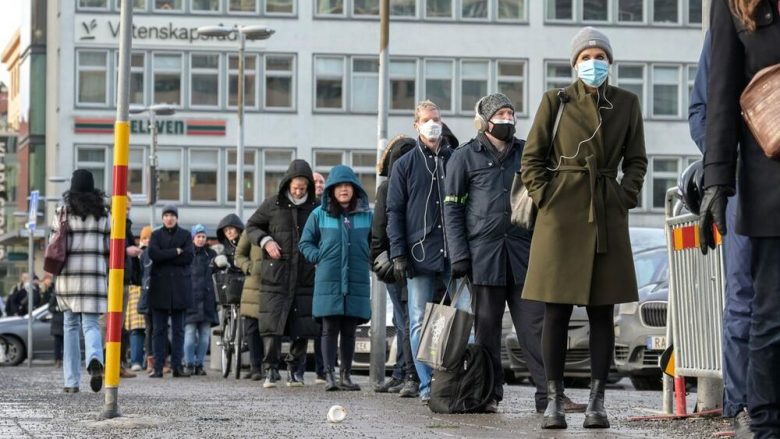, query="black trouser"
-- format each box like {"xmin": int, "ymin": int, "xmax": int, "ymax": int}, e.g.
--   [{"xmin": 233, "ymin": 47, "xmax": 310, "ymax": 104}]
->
[
  {"xmin": 53, "ymin": 334, "xmax": 63, "ymax": 361},
  {"xmin": 471, "ymin": 283, "xmax": 547, "ymax": 405},
  {"xmin": 321, "ymin": 316, "xmax": 359, "ymax": 371},
  {"xmin": 152, "ymin": 309, "xmax": 185, "ymax": 372},
  {"xmin": 748, "ymin": 237, "xmax": 780, "ymax": 438},
  {"xmin": 243, "ymin": 317, "xmax": 265, "ymax": 372},
  {"xmin": 542, "ymin": 303, "xmax": 614, "ymax": 382},
  {"xmin": 144, "ymin": 314, "xmax": 153, "ymax": 359},
  {"xmin": 263, "ymin": 335, "xmax": 308, "ymax": 372}
]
